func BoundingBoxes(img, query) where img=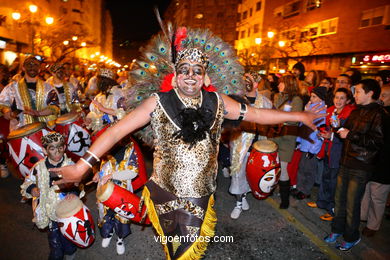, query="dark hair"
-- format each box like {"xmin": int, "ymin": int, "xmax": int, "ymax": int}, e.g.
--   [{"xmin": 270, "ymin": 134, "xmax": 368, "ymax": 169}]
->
[
  {"xmin": 358, "ymin": 79, "xmax": 381, "ymax": 100},
  {"xmin": 97, "ymin": 76, "xmax": 117, "ymax": 94},
  {"xmin": 334, "ymin": 87, "xmax": 352, "ymax": 101},
  {"xmin": 346, "ymin": 68, "xmax": 362, "ymax": 86},
  {"xmin": 292, "ymin": 62, "xmax": 305, "ymax": 81},
  {"xmin": 338, "ymin": 74, "xmax": 352, "ymax": 84},
  {"xmin": 377, "ymin": 70, "xmax": 390, "ymax": 85}
]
